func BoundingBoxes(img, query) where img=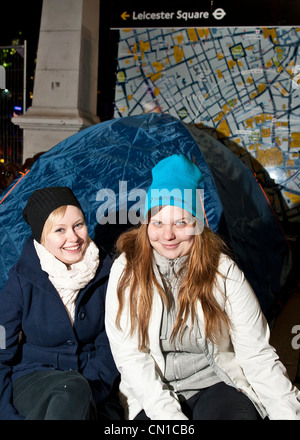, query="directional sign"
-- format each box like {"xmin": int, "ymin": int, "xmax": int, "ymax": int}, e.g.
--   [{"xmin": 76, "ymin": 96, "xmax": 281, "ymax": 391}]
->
[
  {"xmin": 110, "ymin": 0, "xmax": 300, "ymax": 29},
  {"xmin": 121, "ymin": 11, "xmax": 130, "ymax": 21}
]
